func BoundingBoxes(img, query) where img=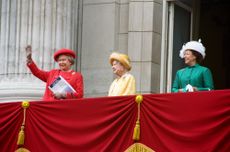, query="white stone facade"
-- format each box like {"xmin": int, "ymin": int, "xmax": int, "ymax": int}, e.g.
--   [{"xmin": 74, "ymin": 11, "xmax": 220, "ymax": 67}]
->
[
  {"xmin": 0, "ymin": 0, "xmax": 195, "ymax": 102},
  {"xmin": 81, "ymin": 0, "xmax": 163, "ymax": 97},
  {"xmin": 0, "ymin": 0, "xmax": 80, "ymax": 101}
]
